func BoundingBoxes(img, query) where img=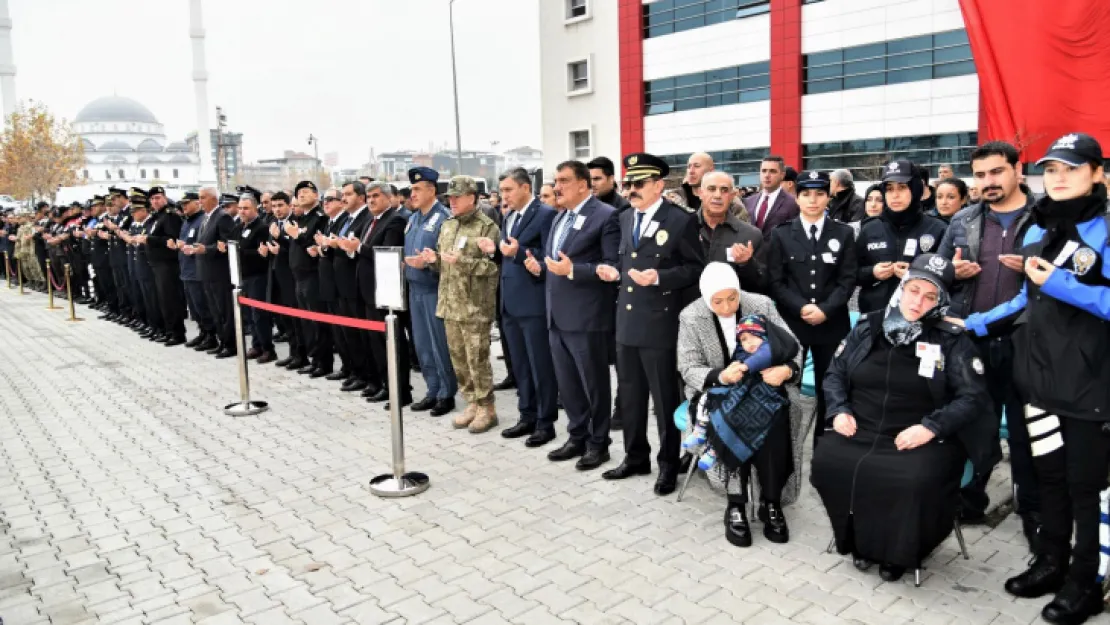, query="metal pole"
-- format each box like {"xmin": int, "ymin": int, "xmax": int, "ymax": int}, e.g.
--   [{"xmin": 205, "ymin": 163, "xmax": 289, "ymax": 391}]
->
[
  {"xmin": 223, "ymin": 242, "xmax": 269, "ymax": 416},
  {"xmin": 45, "ymin": 259, "xmax": 60, "ymax": 309},
  {"xmin": 370, "ymin": 312, "xmax": 430, "ymax": 497},
  {"xmin": 4, "ymin": 252, "xmax": 10, "ymax": 289},
  {"xmin": 449, "ymin": 0, "xmax": 463, "ymax": 175},
  {"xmin": 64, "ymin": 263, "xmax": 80, "ymax": 322},
  {"xmin": 16, "ymin": 257, "xmax": 23, "ymax": 294}
]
